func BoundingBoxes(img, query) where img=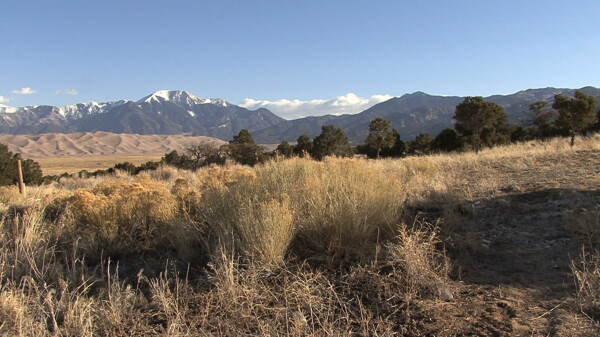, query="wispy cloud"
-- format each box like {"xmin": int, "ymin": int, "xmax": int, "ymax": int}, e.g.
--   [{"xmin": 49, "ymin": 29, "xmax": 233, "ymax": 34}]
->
[
  {"xmin": 239, "ymin": 93, "xmax": 394, "ymax": 119},
  {"xmin": 0, "ymin": 96, "xmax": 9, "ymax": 103},
  {"xmin": 56, "ymin": 88, "xmax": 79, "ymax": 95},
  {"xmin": 12, "ymin": 87, "xmax": 37, "ymax": 95}
]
